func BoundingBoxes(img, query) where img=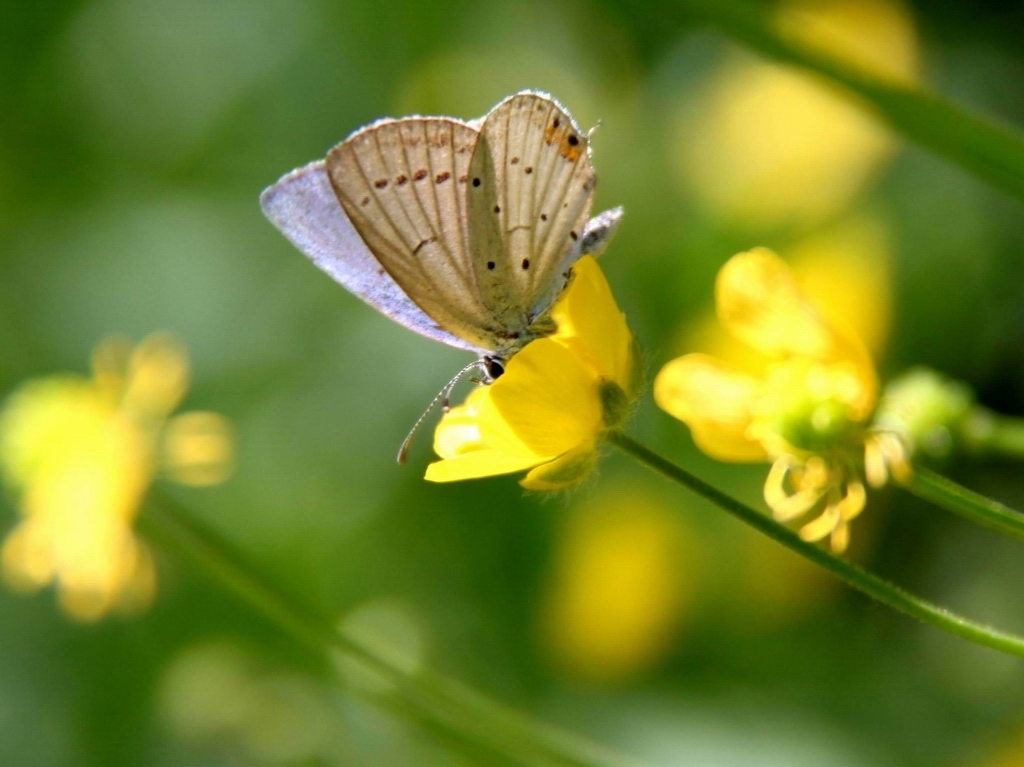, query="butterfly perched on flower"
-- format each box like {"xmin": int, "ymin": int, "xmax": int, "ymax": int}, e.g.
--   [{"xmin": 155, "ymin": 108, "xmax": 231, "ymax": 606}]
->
[{"xmin": 261, "ymin": 91, "xmax": 622, "ymax": 459}]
